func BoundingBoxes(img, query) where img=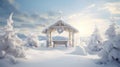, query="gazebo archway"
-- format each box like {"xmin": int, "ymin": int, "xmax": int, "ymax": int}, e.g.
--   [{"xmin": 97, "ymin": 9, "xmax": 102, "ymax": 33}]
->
[{"xmin": 42, "ymin": 19, "xmax": 78, "ymax": 47}]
